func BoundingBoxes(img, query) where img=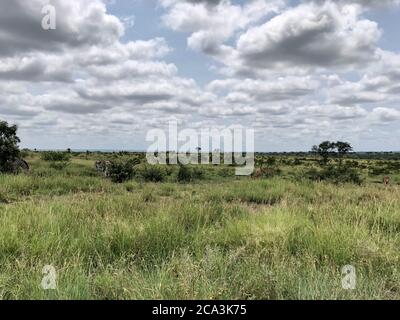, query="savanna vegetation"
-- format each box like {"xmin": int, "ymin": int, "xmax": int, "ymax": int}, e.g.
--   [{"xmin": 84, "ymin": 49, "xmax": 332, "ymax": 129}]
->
[{"xmin": 0, "ymin": 123, "xmax": 399, "ymax": 300}]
